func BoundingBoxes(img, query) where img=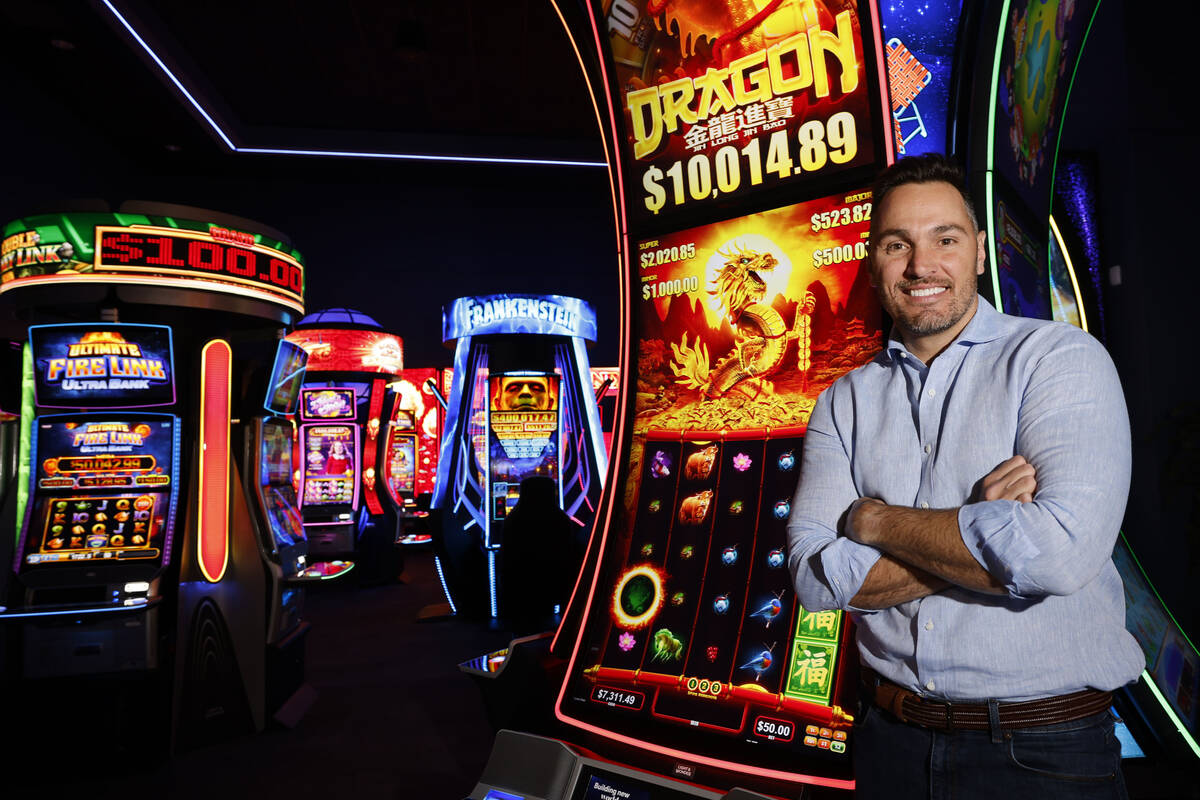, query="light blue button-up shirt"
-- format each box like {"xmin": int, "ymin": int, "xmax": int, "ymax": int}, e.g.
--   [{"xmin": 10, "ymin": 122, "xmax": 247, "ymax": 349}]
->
[{"xmin": 787, "ymin": 297, "xmax": 1144, "ymax": 701}]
